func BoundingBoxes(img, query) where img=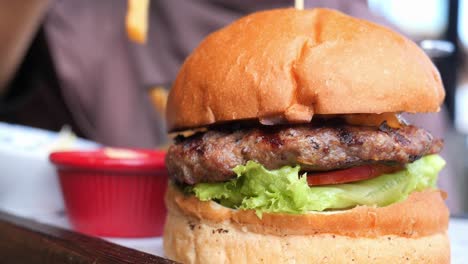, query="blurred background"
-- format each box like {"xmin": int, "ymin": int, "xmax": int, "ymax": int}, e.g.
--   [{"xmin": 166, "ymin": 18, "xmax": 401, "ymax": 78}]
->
[
  {"xmin": 368, "ymin": 0, "xmax": 468, "ymax": 215},
  {"xmin": 0, "ymin": 0, "xmax": 467, "ymax": 216}
]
